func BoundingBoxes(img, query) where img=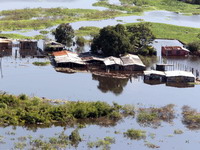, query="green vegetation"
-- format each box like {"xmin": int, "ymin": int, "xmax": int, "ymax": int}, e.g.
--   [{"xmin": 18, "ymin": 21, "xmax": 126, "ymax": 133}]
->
[
  {"xmin": 126, "ymin": 22, "xmax": 200, "ymax": 44},
  {"xmin": 53, "ymin": 23, "xmax": 75, "ymax": 46},
  {"xmin": 32, "ymin": 61, "xmax": 50, "ymax": 66},
  {"xmin": 0, "ymin": 33, "xmax": 44, "ymax": 40},
  {"xmin": 91, "ymin": 23, "xmax": 156, "ymax": 57},
  {"xmin": 178, "ymin": 0, "xmax": 200, "ymax": 5},
  {"xmin": 174, "ymin": 129, "xmax": 183, "ymax": 134},
  {"xmin": 137, "ymin": 104, "xmax": 175, "ymax": 127},
  {"xmin": 87, "ymin": 137, "xmax": 115, "ymax": 150},
  {"xmin": 182, "ymin": 105, "xmax": 200, "ymax": 129},
  {"xmin": 94, "ymin": 0, "xmax": 200, "ymax": 15},
  {"xmin": 0, "ymin": 8, "xmax": 123, "ymax": 31},
  {"xmin": 75, "ymin": 26, "xmax": 100, "ymax": 37},
  {"xmin": 76, "ymin": 36, "xmax": 86, "ymax": 47},
  {"xmin": 124, "ymin": 129, "xmax": 146, "ymax": 140},
  {"xmin": 188, "ymin": 41, "xmax": 200, "ymax": 53},
  {"xmin": 69, "ymin": 129, "xmax": 82, "ymax": 146},
  {"xmin": 0, "ymin": 93, "xmax": 133, "ymax": 126}
]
